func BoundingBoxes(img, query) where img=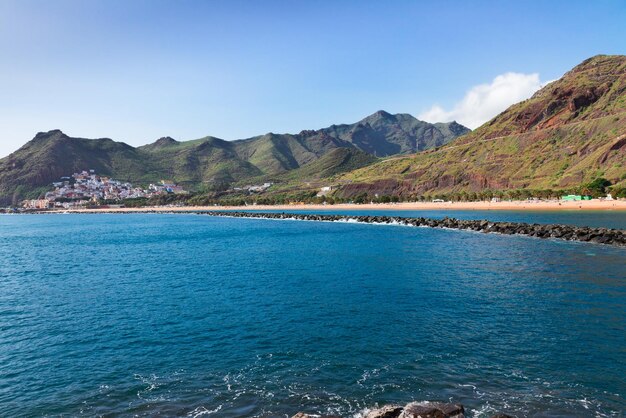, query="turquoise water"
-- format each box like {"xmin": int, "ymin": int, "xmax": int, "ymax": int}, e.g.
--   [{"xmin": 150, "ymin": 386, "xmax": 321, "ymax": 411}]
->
[{"xmin": 0, "ymin": 213, "xmax": 625, "ymax": 417}]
